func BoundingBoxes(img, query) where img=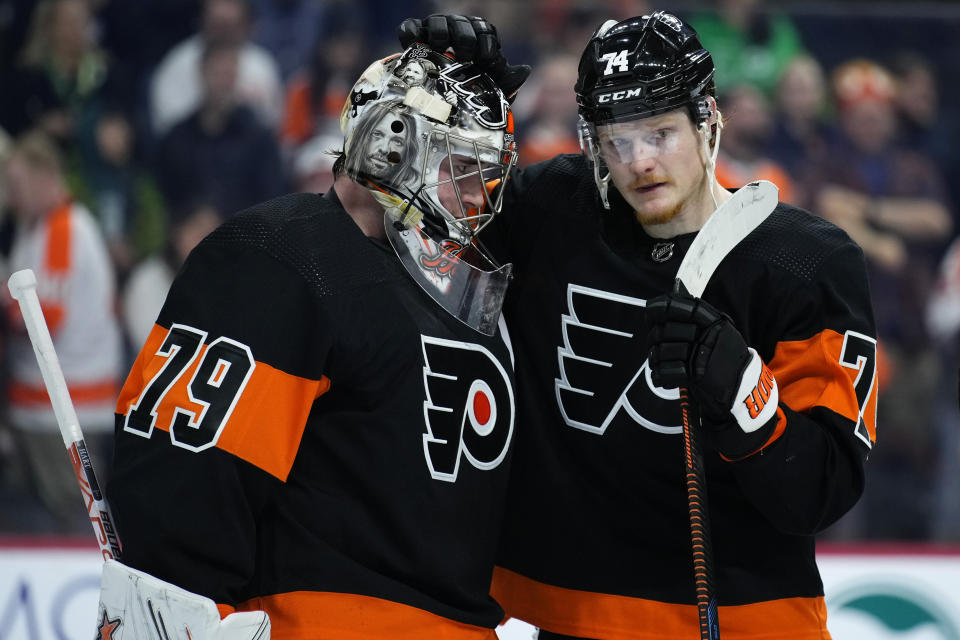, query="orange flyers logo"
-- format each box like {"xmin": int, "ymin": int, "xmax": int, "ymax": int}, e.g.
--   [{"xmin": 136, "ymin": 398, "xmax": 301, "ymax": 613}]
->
[{"xmin": 420, "ymin": 239, "xmax": 464, "ymax": 278}]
